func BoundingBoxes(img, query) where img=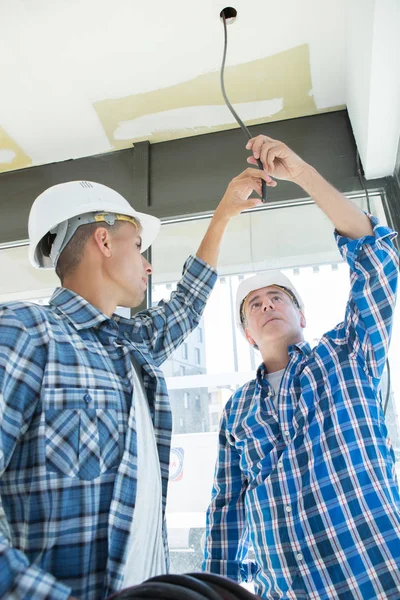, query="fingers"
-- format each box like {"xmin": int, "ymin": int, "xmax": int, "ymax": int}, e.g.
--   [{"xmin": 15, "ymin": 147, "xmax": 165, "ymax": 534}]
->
[
  {"xmin": 247, "ymin": 196, "xmax": 264, "ymax": 209},
  {"xmin": 251, "ymin": 196, "xmax": 264, "ymax": 207},
  {"xmin": 247, "ymin": 145, "xmax": 283, "ymax": 175},
  {"xmin": 236, "ymin": 167, "xmax": 277, "ymax": 187},
  {"xmin": 260, "ymin": 143, "xmax": 282, "ymax": 173},
  {"xmin": 246, "ymin": 135, "xmax": 287, "ymax": 173},
  {"xmin": 244, "ymin": 162, "xmax": 277, "ymax": 186},
  {"xmin": 245, "ymin": 135, "xmax": 277, "ymax": 159}
]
